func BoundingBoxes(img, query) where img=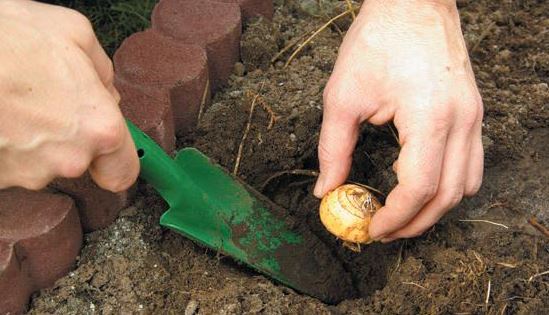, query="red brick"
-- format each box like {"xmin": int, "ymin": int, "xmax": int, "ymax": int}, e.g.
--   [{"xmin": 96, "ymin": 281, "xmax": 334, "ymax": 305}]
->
[
  {"xmin": 0, "ymin": 242, "xmax": 33, "ymax": 315},
  {"xmin": 152, "ymin": 0, "xmax": 241, "ymax": 90},
  {"xmin": 50, "ymin": 172, "xmax": 135, "ymax": 232},
  {"xmin": 214, "ymin": 0, "xmax": 274, "ymax": 20},
  {"xmin": 0, "ymin": 188, "xmax": 82, "ymax": 289},
  {"xmin": 114, "ymin": 30, "xmax": 210, "ymax": 135},
  {"xmin": 115, "ymin": 77, "xmax": 176, "ymax": 152}
]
